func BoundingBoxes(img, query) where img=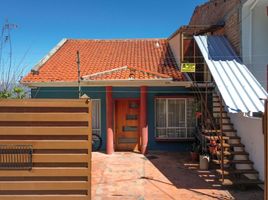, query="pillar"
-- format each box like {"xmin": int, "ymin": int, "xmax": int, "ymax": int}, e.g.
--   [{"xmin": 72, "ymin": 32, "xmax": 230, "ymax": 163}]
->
[
  {"xmin": 140, "ymin": 86, "xmax": 148, "ymax": 154},
  {"xmin": 106, "ymin": 86, "xmax": 114, "ymax": 154}
]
